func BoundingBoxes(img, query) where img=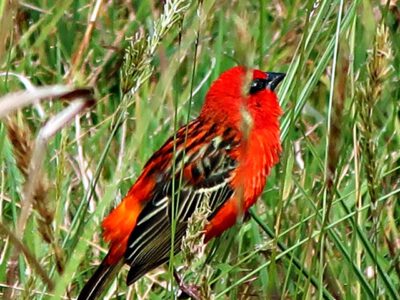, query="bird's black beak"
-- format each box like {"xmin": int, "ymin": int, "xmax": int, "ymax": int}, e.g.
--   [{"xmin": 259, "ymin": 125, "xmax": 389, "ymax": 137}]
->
[{"xmin": 265, "ymin": 72, "xmax": 286, "ymax": 91}]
